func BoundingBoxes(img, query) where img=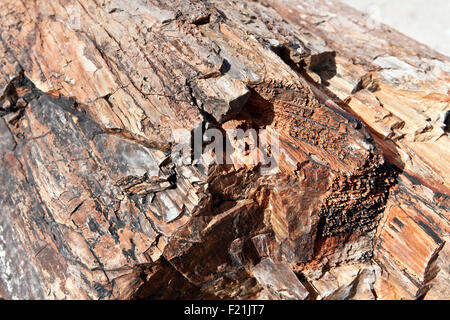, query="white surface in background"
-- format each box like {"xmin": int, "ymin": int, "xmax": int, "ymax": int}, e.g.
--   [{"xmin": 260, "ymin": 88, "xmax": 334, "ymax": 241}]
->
[{"xmin": 340, "ymin": 0, "xmax": 450, "ymax": 57}]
